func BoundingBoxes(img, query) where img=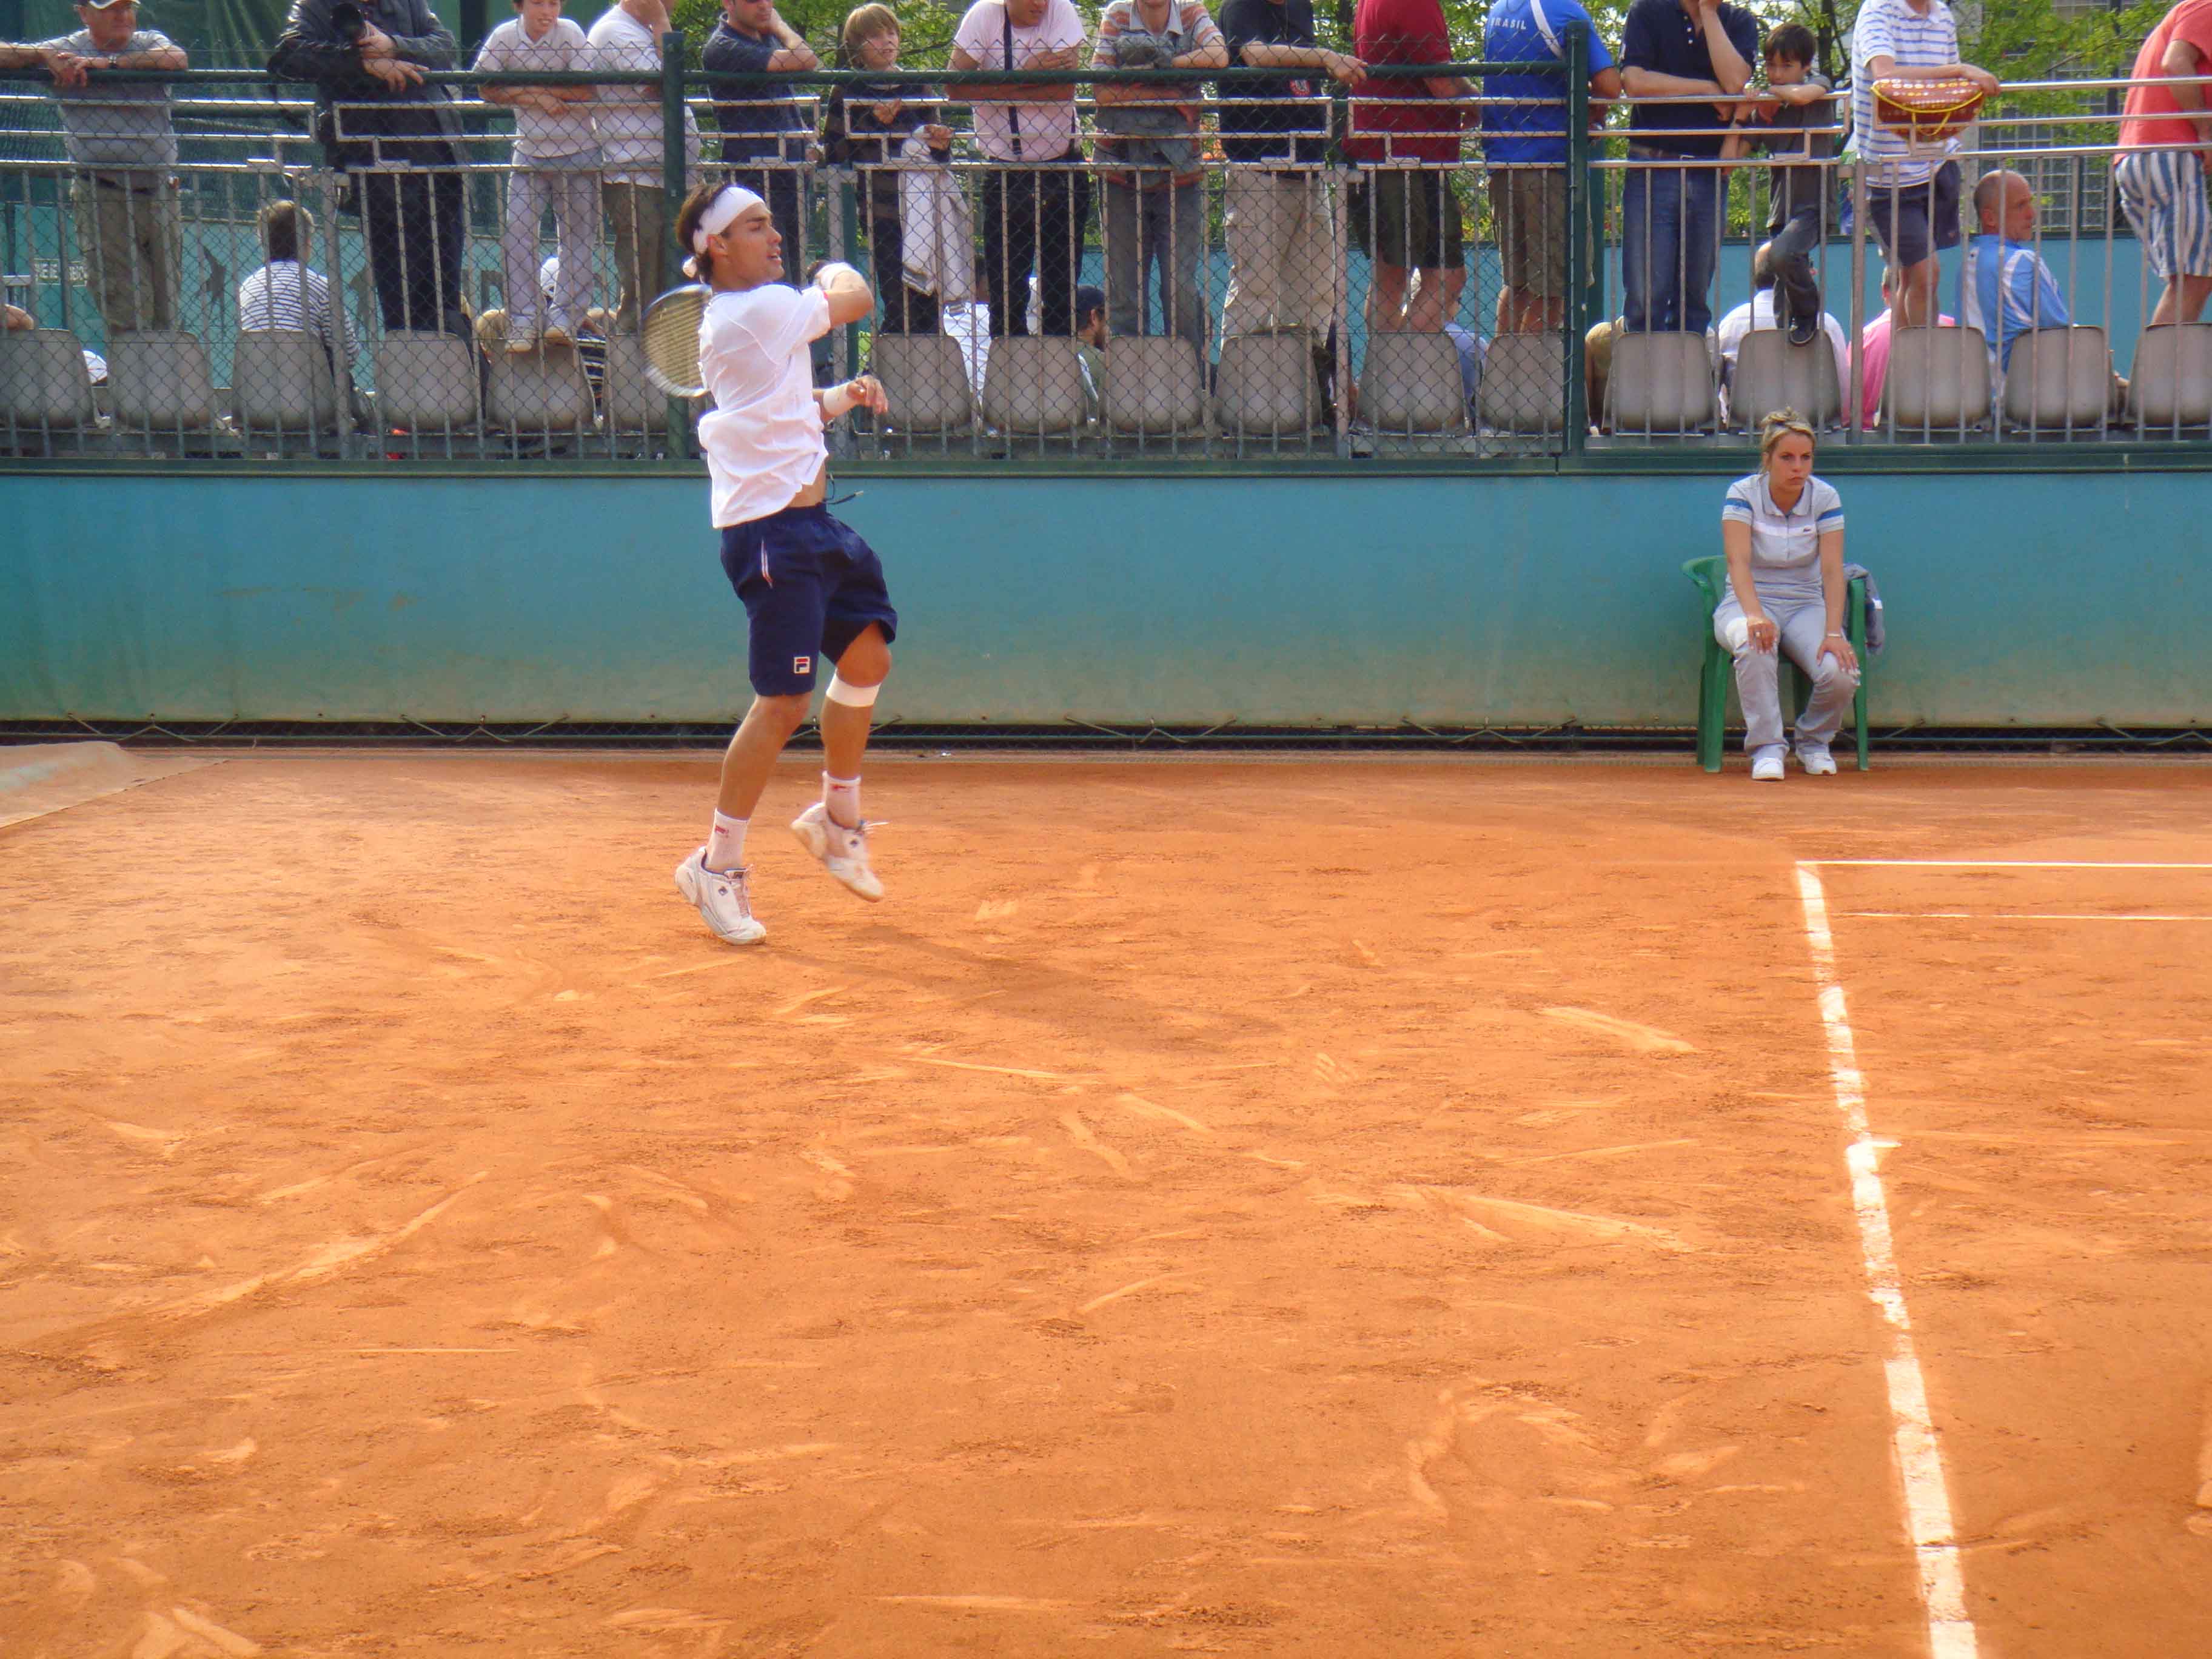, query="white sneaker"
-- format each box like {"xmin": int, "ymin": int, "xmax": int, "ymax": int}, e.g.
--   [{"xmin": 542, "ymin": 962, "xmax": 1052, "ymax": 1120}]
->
[
  {"xmin": 674, "ymin": 848, "xmax": 766, "ymax": 945},
  {"xmin": 1751, "ymin": 752, "xmax": 1786, "ymax": 782},
  {"xmin": 790, "ymin": 802, "xmax": 883, "ymax": 902},
  {"xmin": 1795, "ymin": 741, "xmax": 1838, "ymax": 776}
]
